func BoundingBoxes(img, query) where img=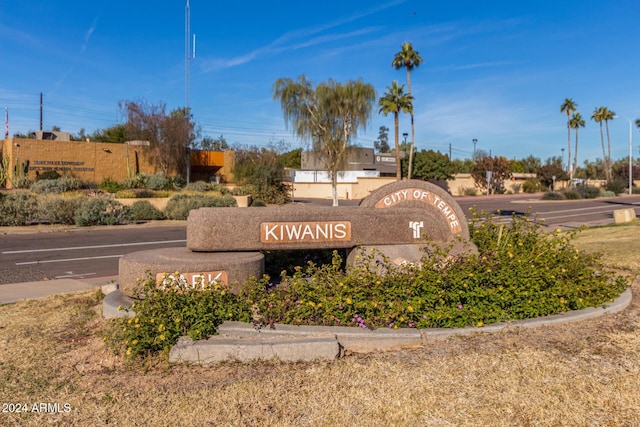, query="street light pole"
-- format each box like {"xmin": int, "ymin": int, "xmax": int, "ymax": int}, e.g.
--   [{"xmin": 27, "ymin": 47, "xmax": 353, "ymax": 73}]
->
[
  {"xmin": 472, "ymin": 138, "xmax": 477, "ymax": 155},
  {"xmin": 626, "ymin": 117, "xmax": 633, "ymax": 195},
  {"xmin": 614, "ymin": 116, "xmax": 633, "ymax": 195}
]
